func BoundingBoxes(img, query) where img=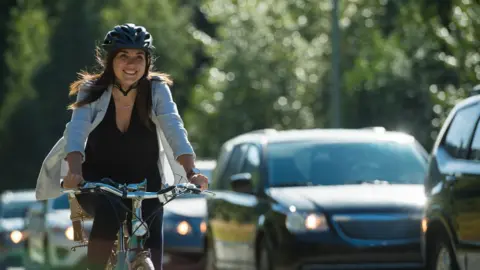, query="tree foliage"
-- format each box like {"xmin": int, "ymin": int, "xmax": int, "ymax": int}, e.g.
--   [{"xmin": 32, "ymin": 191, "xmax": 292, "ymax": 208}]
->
[{"xmin": 0, "ymin": 0, "xmax": 479, "ymax": 190}]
